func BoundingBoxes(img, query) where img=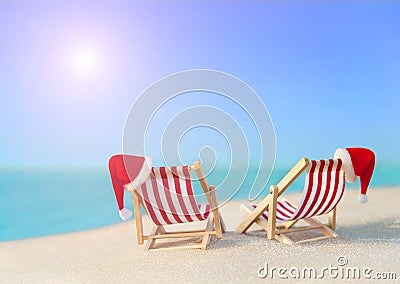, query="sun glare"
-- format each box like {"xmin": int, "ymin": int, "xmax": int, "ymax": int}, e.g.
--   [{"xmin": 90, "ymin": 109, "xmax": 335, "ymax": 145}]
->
[{"xmin": 68, "ymin": 46, "xmax": 100, "ymax": 78}]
